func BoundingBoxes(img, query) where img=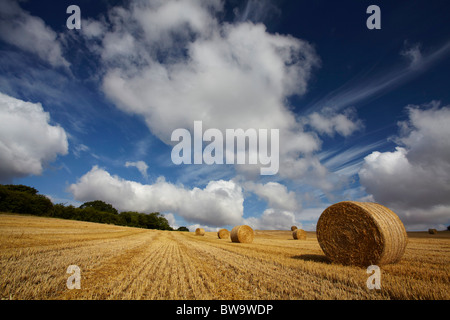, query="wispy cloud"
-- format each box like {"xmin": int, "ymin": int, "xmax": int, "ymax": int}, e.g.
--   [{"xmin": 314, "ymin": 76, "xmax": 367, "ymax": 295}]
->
[
  {"xmin": 72, "ymin": 143, "xmax": 90, "ymax": 158},
  {"xmin": 125, "ymin": 160, "xmax": 149, "ymax": 179},
  {"xmin": 304, "ymin": 41, "xmax": 450, "ymax": 114},
  {"xmin": 233, "ymin": 0, "xmax": 281, "ymax": 24},
  {"xmin": 319, "ymin": 140, "xmax": 388, "ymax": 176},
  {"xmin": 400, "ymin": 42, "xmax": 423, "ymax": 70},
  {"xmin": 0, "ymin": 0, "xmax": 69, "ymax": 68}
]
